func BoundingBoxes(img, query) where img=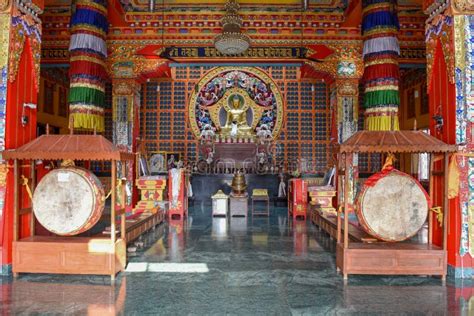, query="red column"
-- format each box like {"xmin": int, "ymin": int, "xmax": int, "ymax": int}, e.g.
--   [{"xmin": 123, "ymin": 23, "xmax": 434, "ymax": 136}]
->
[{"xmin": 1, "ymin": 38, "xmax": 38, "ymax": 268}]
